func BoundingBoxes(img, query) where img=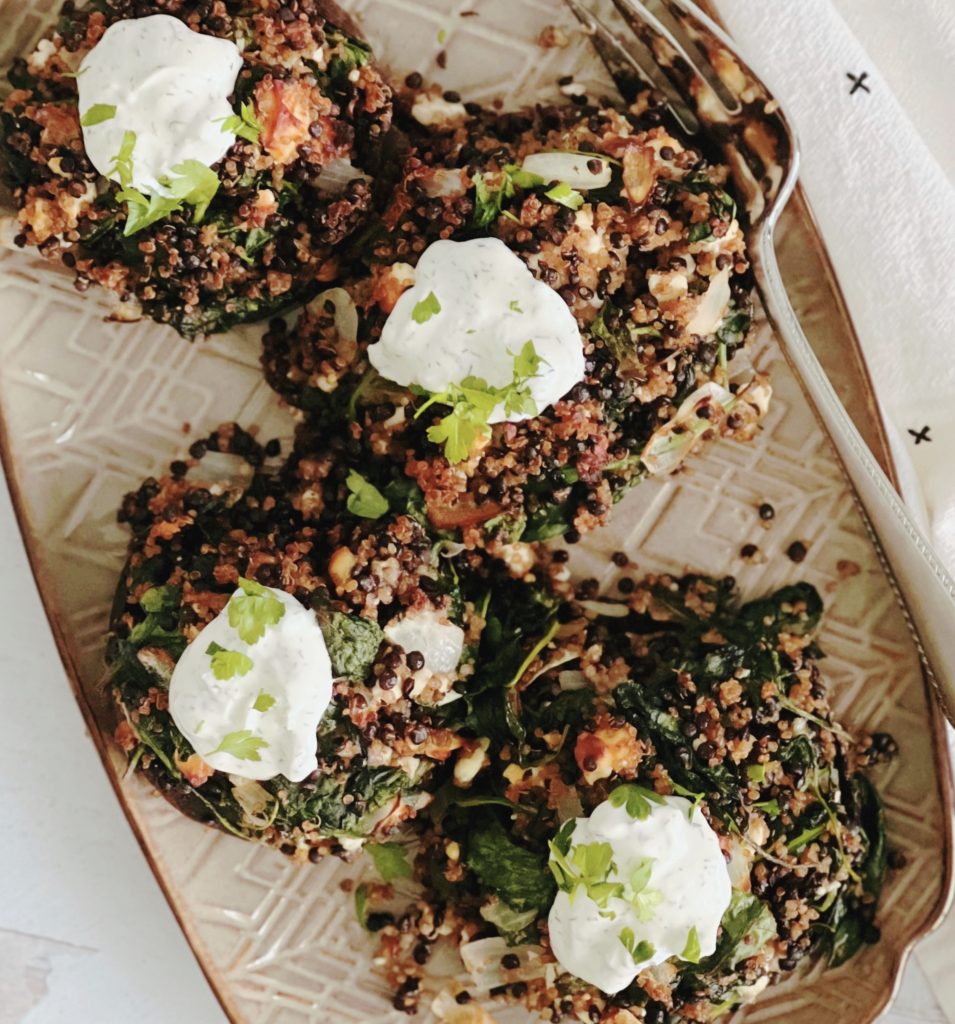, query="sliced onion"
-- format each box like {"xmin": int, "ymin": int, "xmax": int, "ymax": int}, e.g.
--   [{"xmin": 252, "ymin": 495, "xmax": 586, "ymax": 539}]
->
[
  {"xmin": 641, "ymin": 380, "xmax": 734, "ymax": 476},
  {"xmin": 384, "ymin": 608, "xmax": 465, "ymax": 676},
  {"xmin": 412, "ymin": 94, "xmax": 467, "ymax": 127},
  {"xmin": 459, "ymin": 937, "xmax": 548, "ymax": 987},
  {"xmin": 188, "ymin": 451, "xmax": 255, "ymax": 492},
  {"xmin": 521, "ymin": 151, "xmax": 612, "ymax": 190},
  {"xmin": 686, "ymin": 269, "xmax": 731, "ymax": 336},
  {"xmin": 306, "ymin": 286, "xmax": 359, "ymax": 343},
  {"xmin": 313, "ymin": 156, "xmax": 368, "ymax": 195},
  {"xmin": 558, "ymin": 669, "xmax": 588, "ymax": 691},
  {"xmin": 578, "ymin": 599, "xmax": 630, "ymax": 618},
  {"xmin": 420, "ymin": 167, "xmax": 468, "ymax": 198}
]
